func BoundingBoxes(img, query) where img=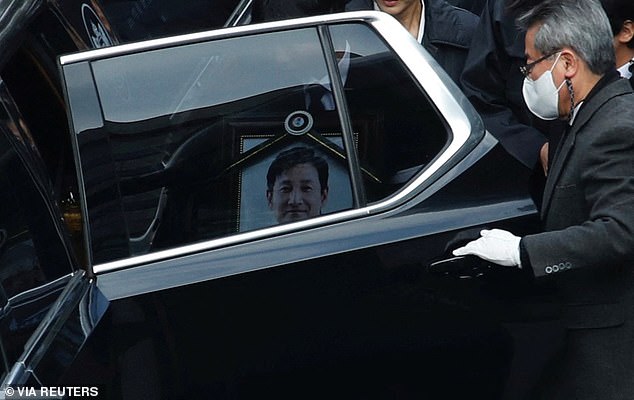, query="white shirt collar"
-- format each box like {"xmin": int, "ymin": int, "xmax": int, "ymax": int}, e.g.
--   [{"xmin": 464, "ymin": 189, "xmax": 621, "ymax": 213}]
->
[
  {"xmin": 374, "ymin": 1, "xmax": 425, "ymax": 42},
  {"xmin": 569, "ymin": 101, "xmax": 583, "ymax": 126},
  {"xmin": 617, "ymin": 59, "xmax": 633, "ymax": 80}
]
